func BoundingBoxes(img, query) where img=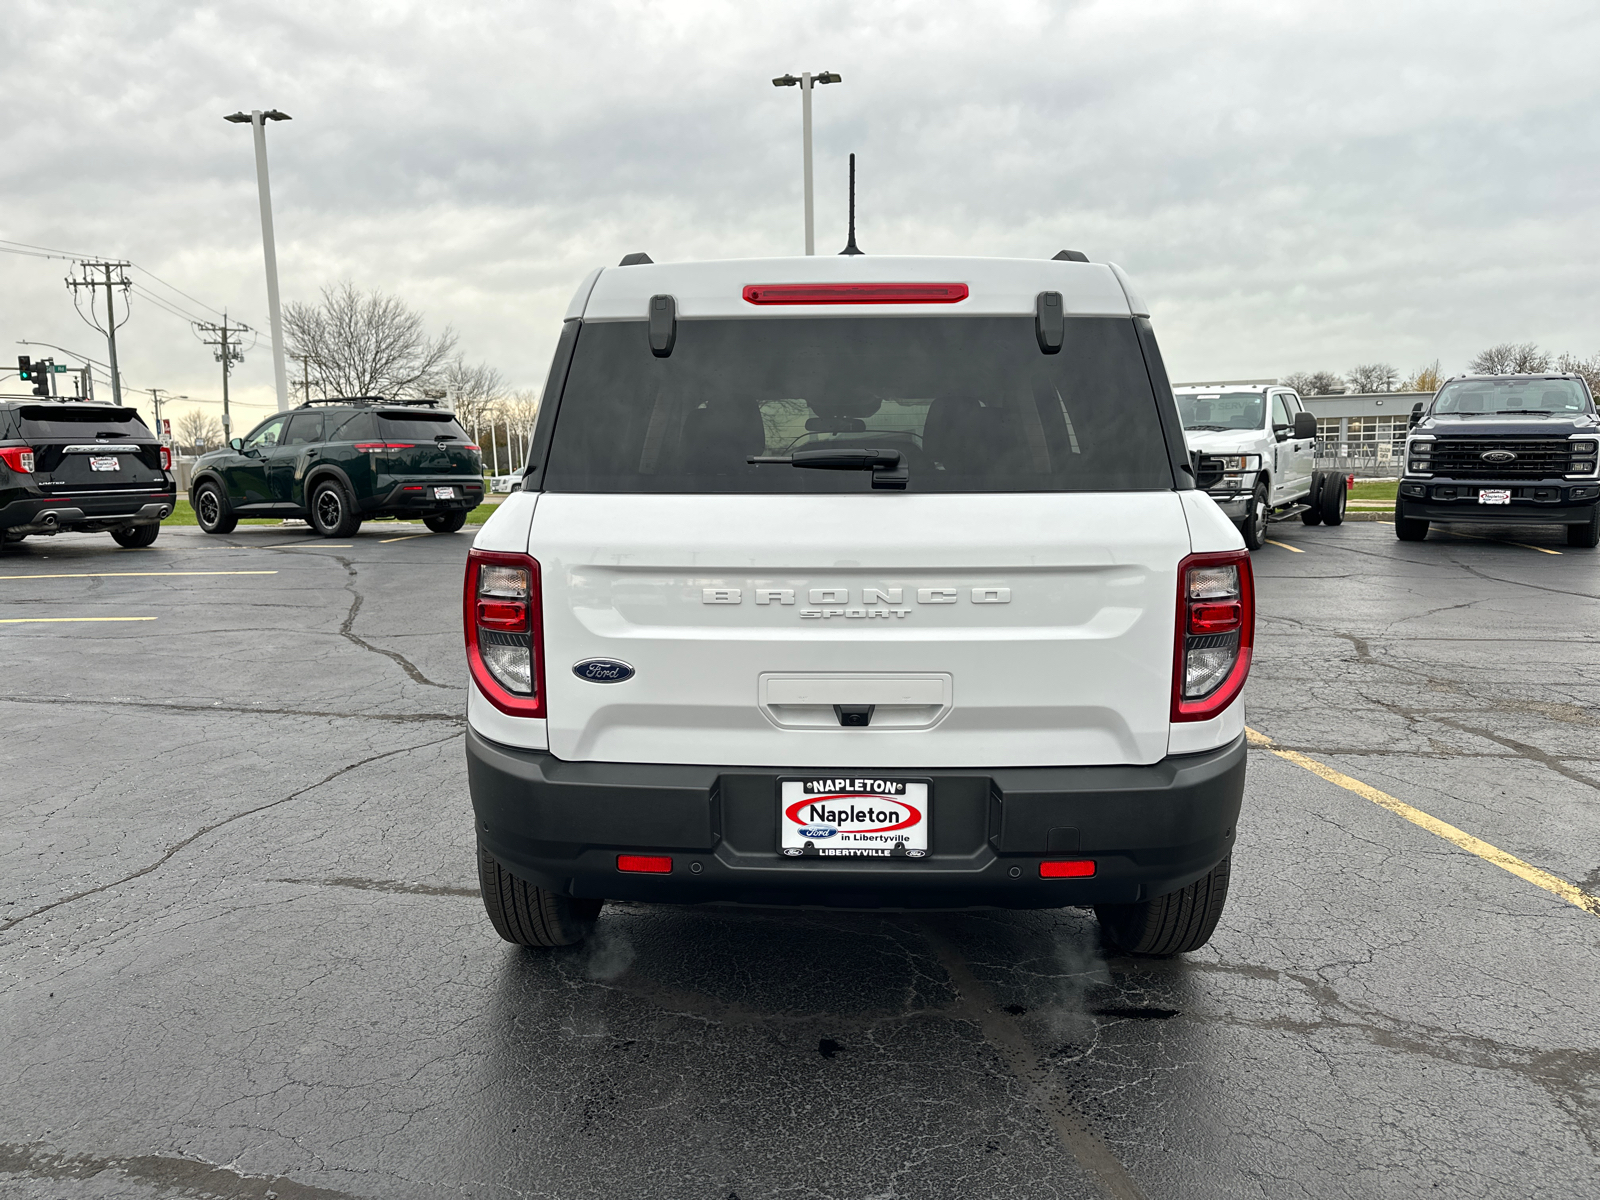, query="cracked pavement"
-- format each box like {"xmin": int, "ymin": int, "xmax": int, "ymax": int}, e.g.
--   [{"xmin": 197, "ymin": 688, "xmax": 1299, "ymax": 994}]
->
[{"xmin": 2, "ymin": 519, "xmax": 1597, "ymax": 1198}]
